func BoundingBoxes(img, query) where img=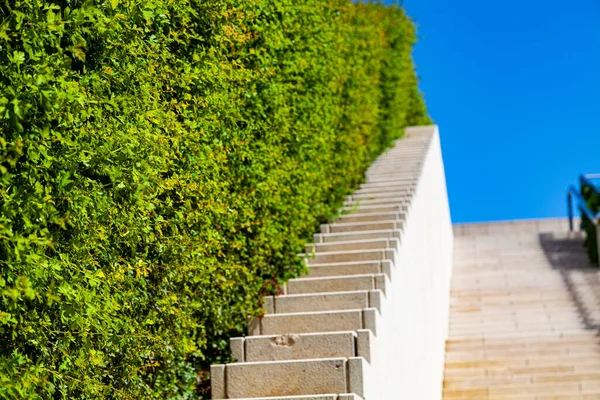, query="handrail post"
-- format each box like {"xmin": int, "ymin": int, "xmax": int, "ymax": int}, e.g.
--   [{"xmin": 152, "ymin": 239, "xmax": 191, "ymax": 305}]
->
[{"xmin": 568, "ymin": 192, "xmax": 574, "ymax": 232}]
